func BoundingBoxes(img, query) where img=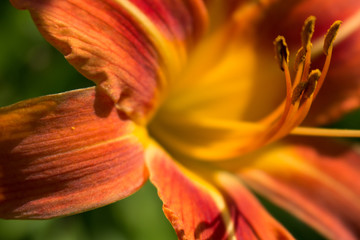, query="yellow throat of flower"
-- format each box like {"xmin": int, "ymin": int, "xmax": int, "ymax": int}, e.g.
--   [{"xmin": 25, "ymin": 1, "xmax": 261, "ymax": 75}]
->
[{"xmin": 149, "ymin": 16, "xmax": 360, "ymax": 162}]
